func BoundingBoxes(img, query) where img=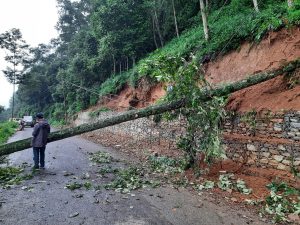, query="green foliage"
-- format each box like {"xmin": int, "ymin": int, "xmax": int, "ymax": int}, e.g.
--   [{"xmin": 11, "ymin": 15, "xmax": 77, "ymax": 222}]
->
[
  {"xmin": 266, "ymin": 181, "xmax": 300, "ymax": 196},
  {"xmin": 240, "ymin": 110, "xmax": 258, "ymax": 135},
  {"xmin": 287, "ymin": 0, "xmax": 300, "ymax": 24},
  {"xmin": 0, "ymin": 166, "xmax": 33, "ymax": 188},
  {"xmin": 102, "ymin": 0, "xmax": 297, "ymax": 97},
  {"xmin": 104, "ymin": 167, "xmax": 144, "ymax": 193},
  {"xmin": 89, "ymin": 107, "xmax": 110, "ymax": 118},
  {"xmin": 195, "ymin": 174, "xmax": 252, "ymax": 194},
  {"xmin": 217, "ymin": 173, "xmax": 252, "ymax": 194},
  {"xmin": 156, "ymin": 59, "xmax": 227, "ymax": 166},
  {"xmin": 0, "ymin": 121, "xmax": 18, "ymax": 144},
  {"xmin": 236, "ymin": 179, "xmax": 252, "ymax": 195},
  {"xmin": 0, "ymin": 106, "xmax": 4, "ymax": 114},
  {"xmin": 83, "ymin": 181, "xmax": 92, "ymax": 190},
  {"xmin": 8, "ymin": 0, "xmax": 300, "ymax": 124},
  {"xmin": 252, "ymin": 4, "xmax": 285, "ymax": 41},
  {"xmin": 89, "ymin": 151, "xmax": 113, "ymax": 164},
  {"xmin": 284, "ymin": 68, "xmax": 300, "ymax": 89},
  {"xmin": 218, "ymin": 174, "xmax": 234, "ymax": 191},
  {"xmin": 263, "ymin": 182, "xmax": 300, "ymax": 223},
  {"xmin": 0, "ymin": 167, "xmax": 23, "ymax": 185},
  {"xmin": 196, "ymin": 180, "xmax": 215, "ymax": 191},
  {"xmin": 48, "ymin": 119, "xmax": 66, "ymax": 127},
  {"xmin": 99, "ymin": 72, "xmax": 130, "ymax": 97},
  {"xmin": 0, "ymin": 28, "xmax": 29, "ymax": 84},
  {"xmin": 148, "ymin": 155, "xmax": 187, "ymax": 174},
  {"xmin": 65, "ymin": 182, "xmax": 83, "ymax": 191},
  {"xmin": 97, "ymin": 165, "xmax": 119, "ymax": 175}
]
